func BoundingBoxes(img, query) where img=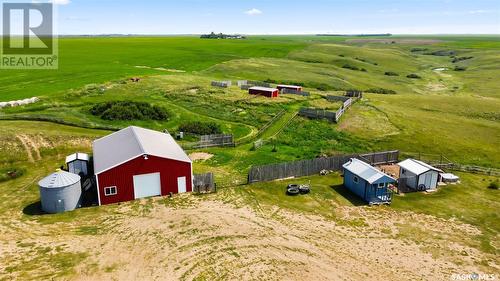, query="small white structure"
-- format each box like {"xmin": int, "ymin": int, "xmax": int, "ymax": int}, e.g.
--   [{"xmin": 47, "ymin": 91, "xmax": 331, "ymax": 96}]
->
[
  {"xmin": 66, "ymin": 153, "xmax": 90, "ymax": 177},
  {"xmin": 440, "ymin": 173, "xmax": 460, "ymax": 183},
  {"xmin": 397, "ymin": 159, "xmax": 443, "ymax": 191},
  {"xmin": 38, "ymin": 171, "xmax": 82, "ymax": 213}
]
